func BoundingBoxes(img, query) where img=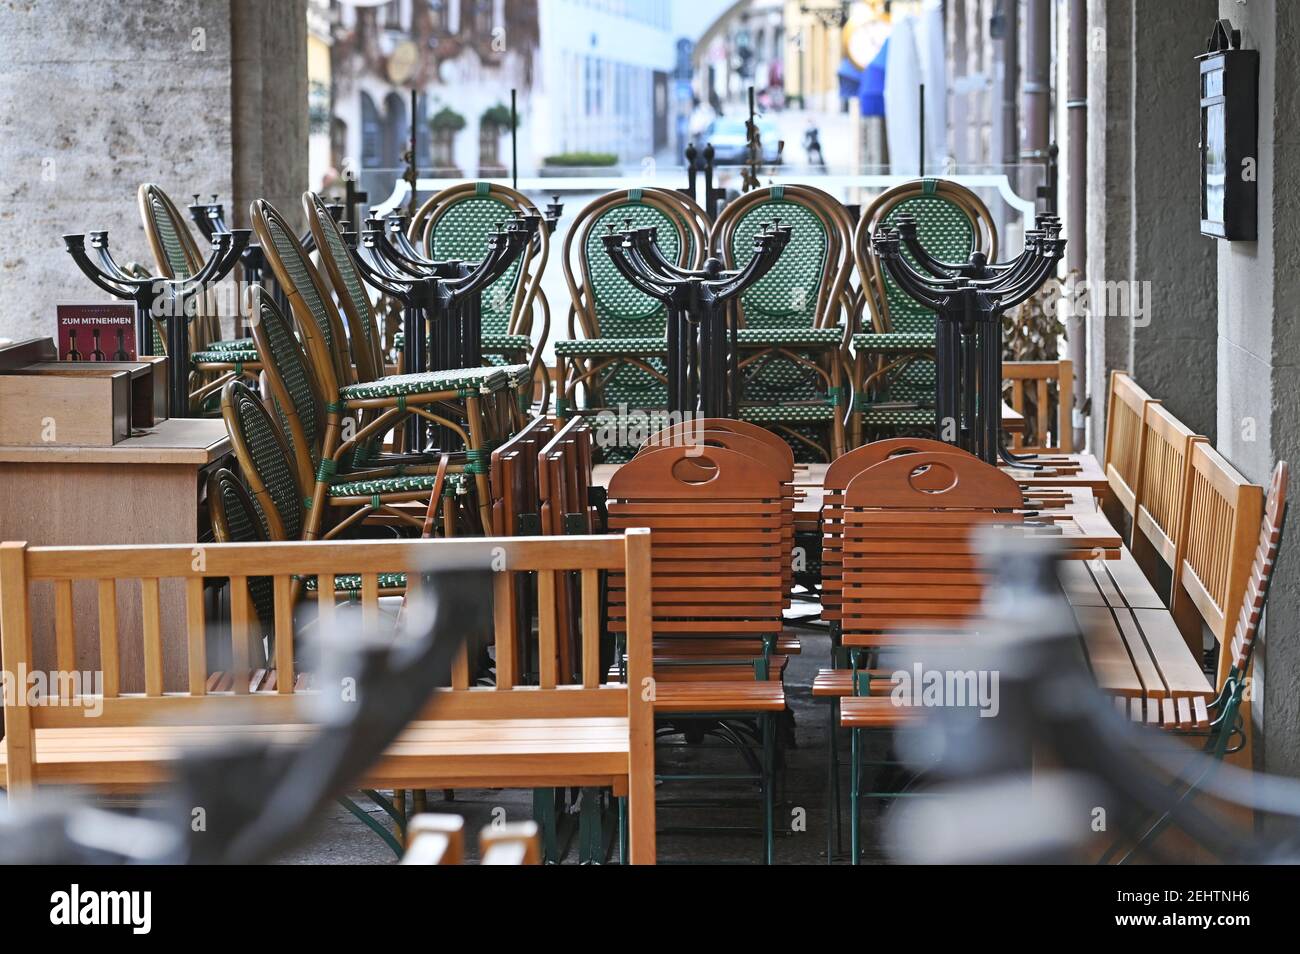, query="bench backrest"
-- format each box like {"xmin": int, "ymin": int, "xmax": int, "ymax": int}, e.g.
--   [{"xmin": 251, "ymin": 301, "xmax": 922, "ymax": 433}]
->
[
  {"xmin": 1132, "ymin": 400, "xmax": 1207, "ymax": 574},
  {"xmin": 1227, "ymin": 462, "xmax": 1288, "ymax": 679},
  {"xmin": 841, "ymin": 452, "xmax": 1023, "ymax": 633},
  {"xmin": 1170, "ymin": 443, "xmax": 1264, "ymax": 686},
  {"xmin": 0, "ymin": 534, "xmax": 654, "ymax": 821},
  {"xmin": 1103, "ymin": 370, "xmax": 1159, "ymax": 516}
]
